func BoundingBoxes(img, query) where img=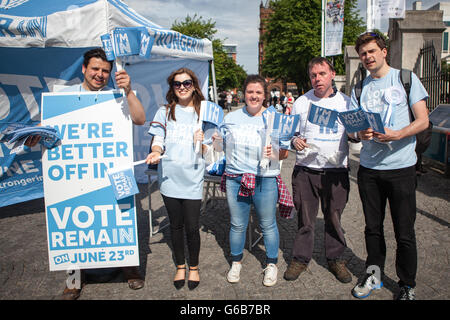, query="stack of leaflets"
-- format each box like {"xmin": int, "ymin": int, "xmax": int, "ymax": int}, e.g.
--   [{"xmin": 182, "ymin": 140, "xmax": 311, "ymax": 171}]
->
[{"xmin": 0, "ymin": 123, "xmax": 61, "ymax": 152}]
